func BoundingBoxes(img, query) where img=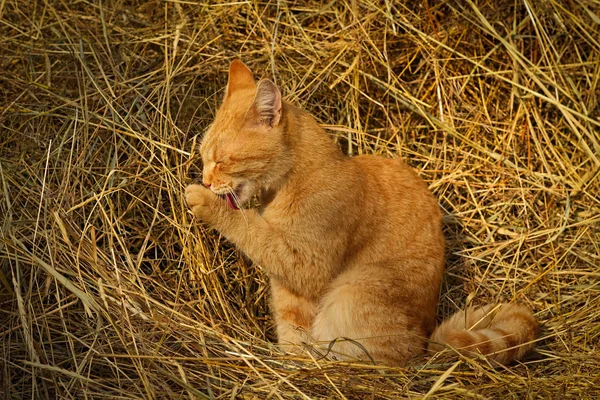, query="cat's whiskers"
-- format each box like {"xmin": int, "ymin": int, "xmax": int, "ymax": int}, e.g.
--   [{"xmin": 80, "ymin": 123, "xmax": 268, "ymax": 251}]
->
[{"xmin": 230, "ymin": 189, "xmax": 249, "ymax": 228}]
